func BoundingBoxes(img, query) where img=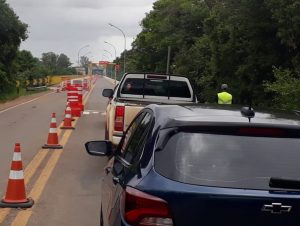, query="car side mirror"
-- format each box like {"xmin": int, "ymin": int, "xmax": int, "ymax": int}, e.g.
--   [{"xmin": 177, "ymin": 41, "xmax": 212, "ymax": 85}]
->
[
  {"xmin": 85, "ymin": 141, "xmax": 112, "ymax": 156},
  {"xmin": 102, "ymin": 89, "xmax": 114, "ymax": 98}
]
